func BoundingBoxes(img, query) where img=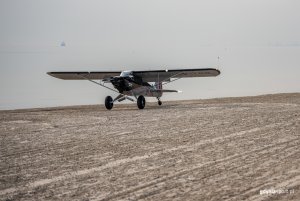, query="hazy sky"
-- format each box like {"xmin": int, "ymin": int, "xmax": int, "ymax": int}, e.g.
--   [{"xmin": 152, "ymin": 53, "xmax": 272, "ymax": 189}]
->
[{"xmin": 0, "ymin": 0, "xmax": 299, "ymax": 109}]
